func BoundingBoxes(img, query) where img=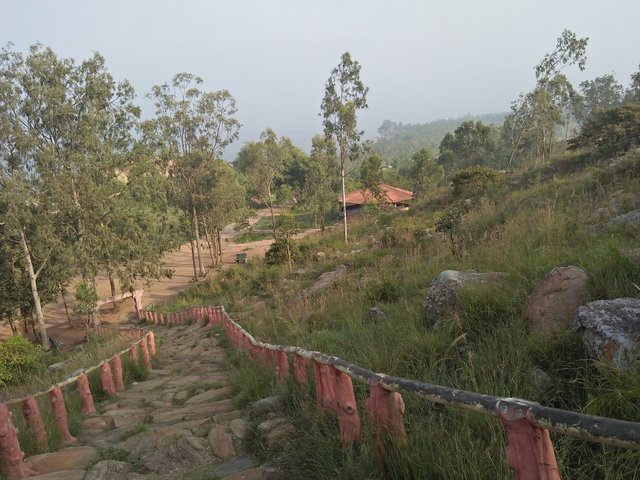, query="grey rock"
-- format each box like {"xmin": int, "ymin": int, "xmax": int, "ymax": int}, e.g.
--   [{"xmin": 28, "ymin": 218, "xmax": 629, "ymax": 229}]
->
[
  {"xmin": 423, "ymin": 270, "xmax": 505, "ymax": 328},
  {"xmin": 365, "ymin": 307, "xmax": 387, "ymax": 322},
  {"xmin": 212, "ymin": 454, "xmax": 259, "ymax": 478},
  {"xmin": 250, "ymin": 396, "xmax": 283, "ymax": 416},
  {"xmin": 591, "ymin": 208, "xmax": 640, "ymax": 233},
  {"xmin": 297, "ymin": 265, "xmax": 347, "ymax": 300},
  {"xmin": 85, "ymin": 460, "xmax": 132, "ymax": 480},
  {"xmin": 574, "ymin": 298, "xmax": 640, "ymax": 369}
]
